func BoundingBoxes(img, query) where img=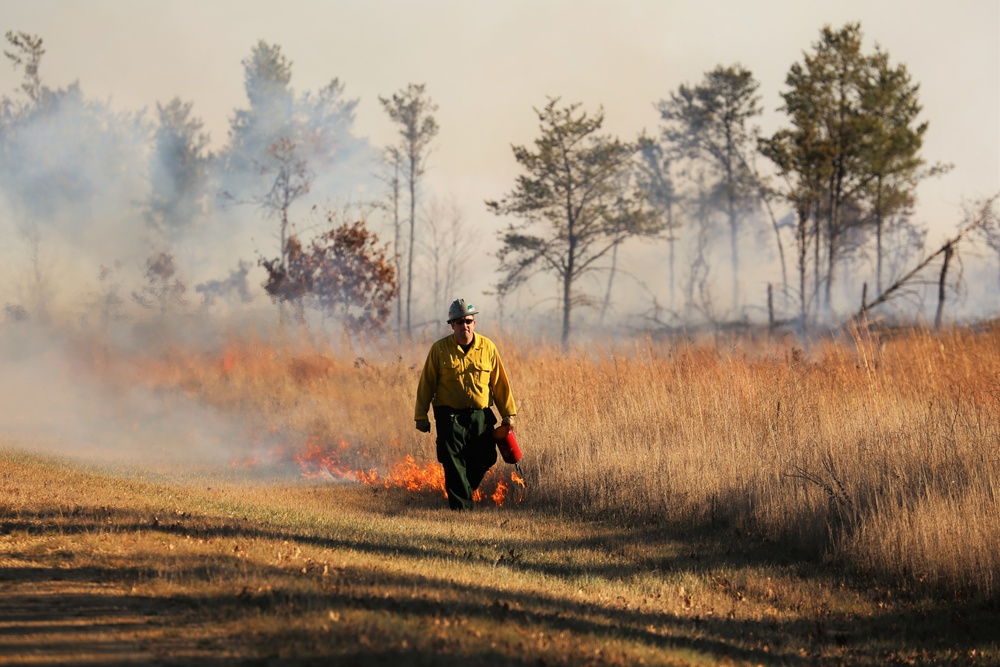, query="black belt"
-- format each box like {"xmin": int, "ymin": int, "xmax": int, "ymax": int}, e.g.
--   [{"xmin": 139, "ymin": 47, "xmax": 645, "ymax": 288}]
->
[{"xmin": 434, "ymin": 405, "xmax": 485, "ymax": 417}]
